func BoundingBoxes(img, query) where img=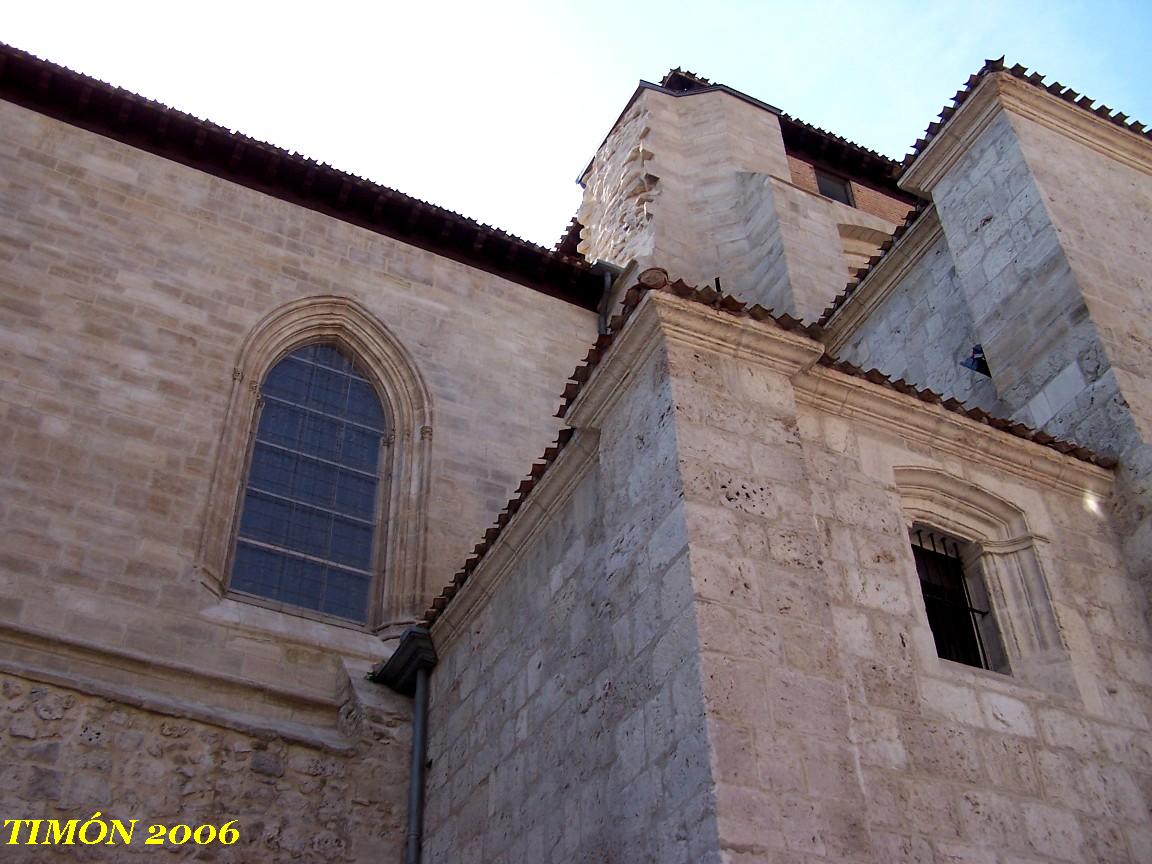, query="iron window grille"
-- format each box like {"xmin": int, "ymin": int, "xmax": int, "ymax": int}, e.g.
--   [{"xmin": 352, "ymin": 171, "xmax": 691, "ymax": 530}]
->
[{"xmin": 911, "ymin": 527, "xmax": 1009, "ymax": 673}]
